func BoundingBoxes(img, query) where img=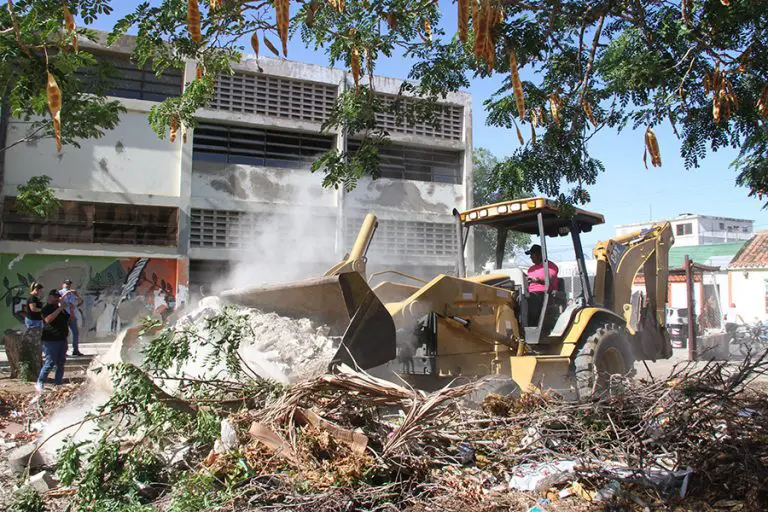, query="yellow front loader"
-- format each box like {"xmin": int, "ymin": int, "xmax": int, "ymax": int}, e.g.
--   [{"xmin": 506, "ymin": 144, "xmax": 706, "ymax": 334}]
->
[{"xmin": 222, "ymin": 197, "xmax": 674, "ymax": 399}]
